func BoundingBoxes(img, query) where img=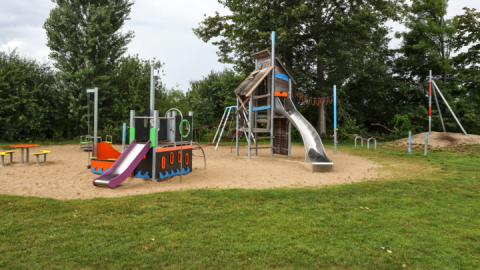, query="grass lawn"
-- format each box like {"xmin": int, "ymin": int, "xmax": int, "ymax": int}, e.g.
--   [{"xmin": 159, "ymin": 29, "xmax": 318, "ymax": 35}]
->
[{"xmin": 0, "ymin": 142, "xmax": 479, "ymax": 269}]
